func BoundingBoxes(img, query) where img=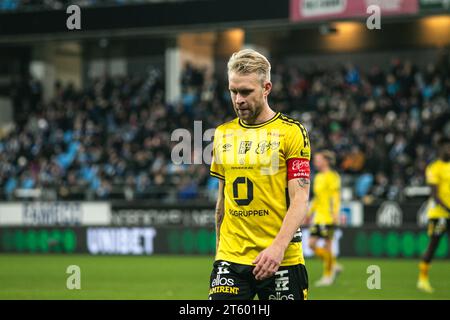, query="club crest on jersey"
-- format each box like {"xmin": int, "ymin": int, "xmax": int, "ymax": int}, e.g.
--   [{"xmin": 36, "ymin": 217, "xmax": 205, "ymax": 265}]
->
[
  {"xmin": 238, "ymin": 141, "xmax": 252, "ymax": 154},
  {"xmin": 222, "ymin": 143, "xmax": 232, "ymax": 152}
]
